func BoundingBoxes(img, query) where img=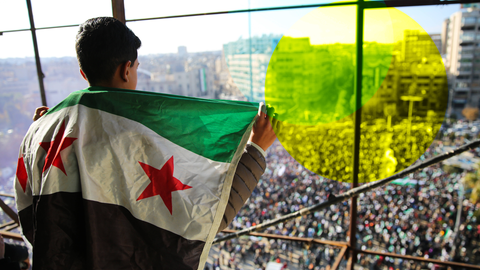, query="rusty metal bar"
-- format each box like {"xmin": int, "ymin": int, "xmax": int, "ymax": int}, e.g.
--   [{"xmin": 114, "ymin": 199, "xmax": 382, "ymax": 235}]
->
[
  {"xmin": 358, "ymin": 249, "xmax": 480, "ymax": 270},
  {"xmin": 1, "ymin": 24, "xmax": 79, "ymax": 34},
  {"xmin": 0, "ymin": 231, "xmax": 24, "ymax": 241},
  {"xmin": 26, "ymin": 0, "xmax": 47, "ymax": 107},
  {"xmin": 331, "ymin": 246, "xmax": 348, "ymax": 270},
  {"xmin": 3, "ymin": 223, "xmax": 19, "ymax": 232},
  {"xmin": 214, "ymin": 139, "xmax": 480, "ymax": 244},
  {"xmin": 0, "ymin": 220, "xmax": 16, "ymax": 230},
  {"xmin": 0, "ymin": 193, "xmax": 15, "ymax": 198},
  {"xmin": 219, "ymin": 230, "xmax": 480, "ymax": 269},
  {"xmin": 112, "ymin": 0, "xmax": 126, "ymax": 24},
  {"xmin": 0, "ymin": 198, "xmax": 19, "ymax": 224},
  {"xmin": 347, "ymin": 0, "xmax": 364, "ymax": 269},
  {"xmin": 221, "ymin": 229, "xmax": 348, "ymax": 248}
]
